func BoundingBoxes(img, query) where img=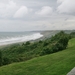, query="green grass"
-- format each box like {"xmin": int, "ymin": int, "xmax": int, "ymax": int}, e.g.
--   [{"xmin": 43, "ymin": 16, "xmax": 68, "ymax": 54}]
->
[{"xmin": 0, "ymin": 38, "xmax": 75, "ymax": 75}]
